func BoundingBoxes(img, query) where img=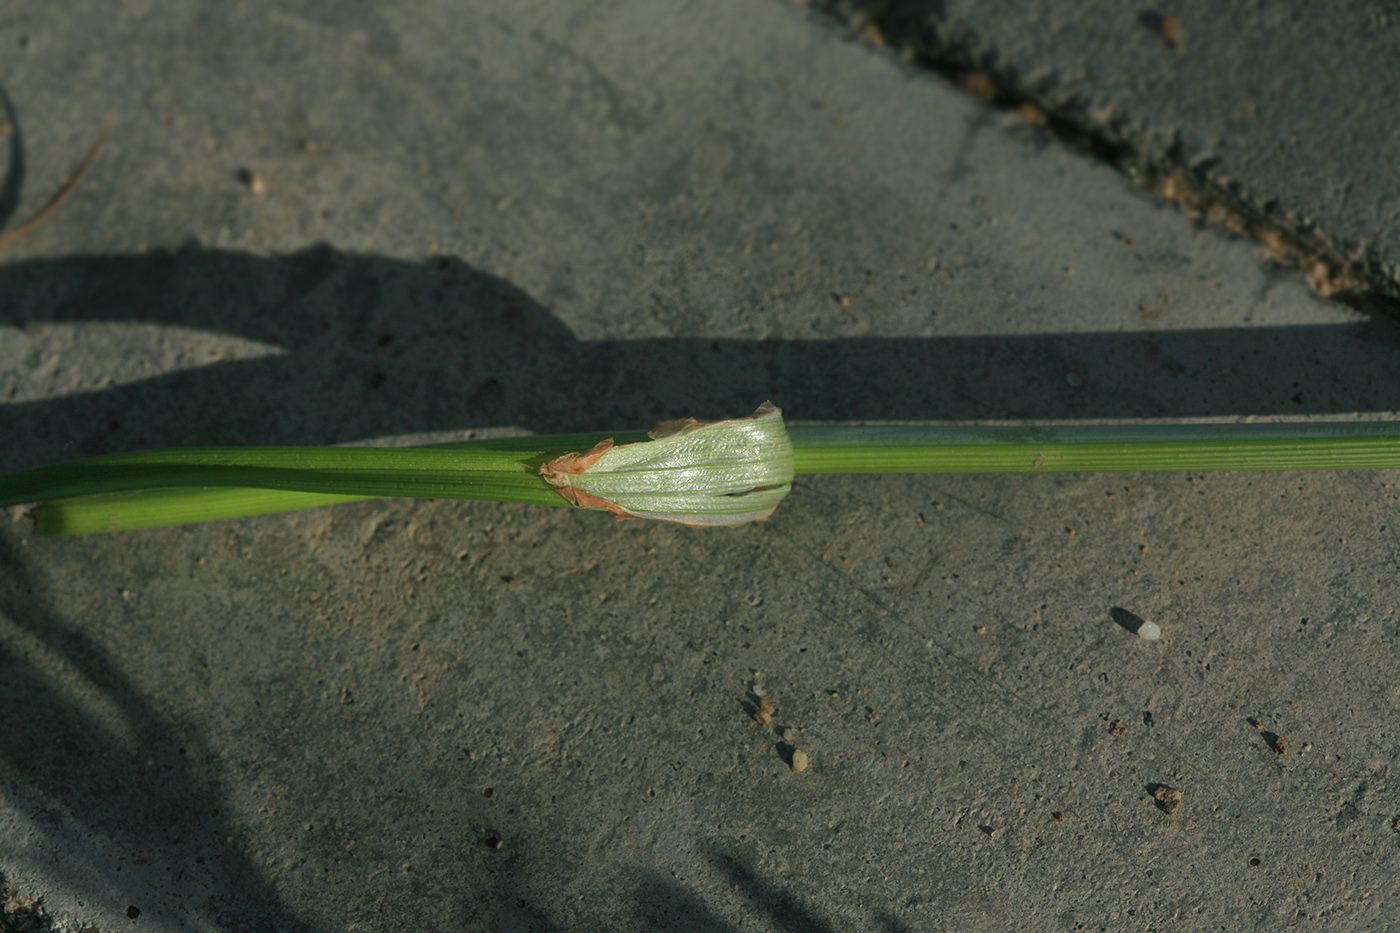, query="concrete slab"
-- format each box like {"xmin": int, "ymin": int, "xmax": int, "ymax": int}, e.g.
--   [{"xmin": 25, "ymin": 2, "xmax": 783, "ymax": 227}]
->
[
  {"xmin": 815, "ymin": 0, "xmax": 1400, "ymax": 298},
  {"xmin": 1, "ymin": 1, "xmax": 1399, "ymax": 930}
]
